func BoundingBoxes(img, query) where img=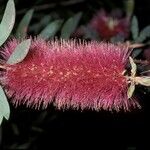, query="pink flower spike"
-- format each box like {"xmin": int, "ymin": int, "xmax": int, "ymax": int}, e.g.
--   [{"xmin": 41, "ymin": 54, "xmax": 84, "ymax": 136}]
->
[{"xmin": 0, "ymin": 38, "xmax": 140, "ymax": 111}]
